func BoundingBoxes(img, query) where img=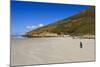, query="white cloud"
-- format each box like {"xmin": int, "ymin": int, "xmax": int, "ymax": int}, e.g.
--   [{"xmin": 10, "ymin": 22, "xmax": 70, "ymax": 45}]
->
[
  {"xmin": 26, "ymin": 25, "xmax": 37, "ymax": 32},
  {"xmin": 38, "ymin": 24, "xmax": 44, "ymax": 27},
  {"xmin": 26, "ymin": 25, "xmax": 37, "ymax": 29},
  {"xmin": 26, "ymin": 24, "xmax": 44, "ymax": 30}
]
